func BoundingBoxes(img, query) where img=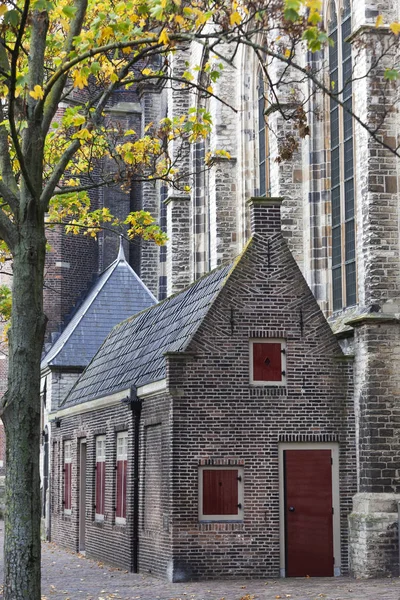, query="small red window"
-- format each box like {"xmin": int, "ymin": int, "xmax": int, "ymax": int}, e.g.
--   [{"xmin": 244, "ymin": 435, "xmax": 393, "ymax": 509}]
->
[
  {"xmin": 203, "ymin": 469, "xmax": 239, "ymax": 515},
  {"xmin": 199, "ymin": 466, "xmax": 244, "ymax": 521},
  {"xmin": 252, "ymin": 341, "xmax": 285, "ymax": 383}
]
